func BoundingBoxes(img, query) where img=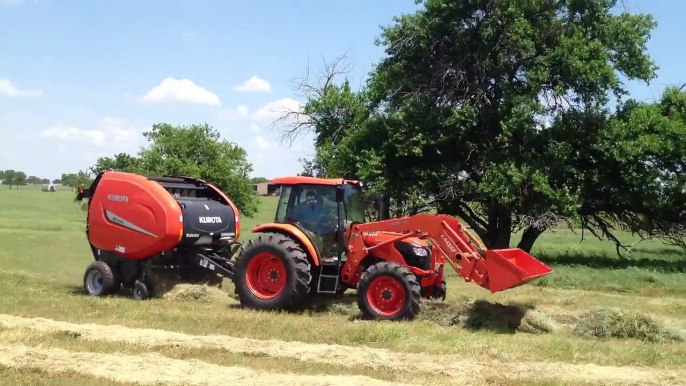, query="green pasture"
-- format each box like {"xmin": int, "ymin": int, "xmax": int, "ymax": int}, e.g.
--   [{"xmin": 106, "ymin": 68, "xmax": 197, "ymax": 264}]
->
[{"xmin": 0, "ymin": 185, "xmax": 684, "ymax": 379}]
